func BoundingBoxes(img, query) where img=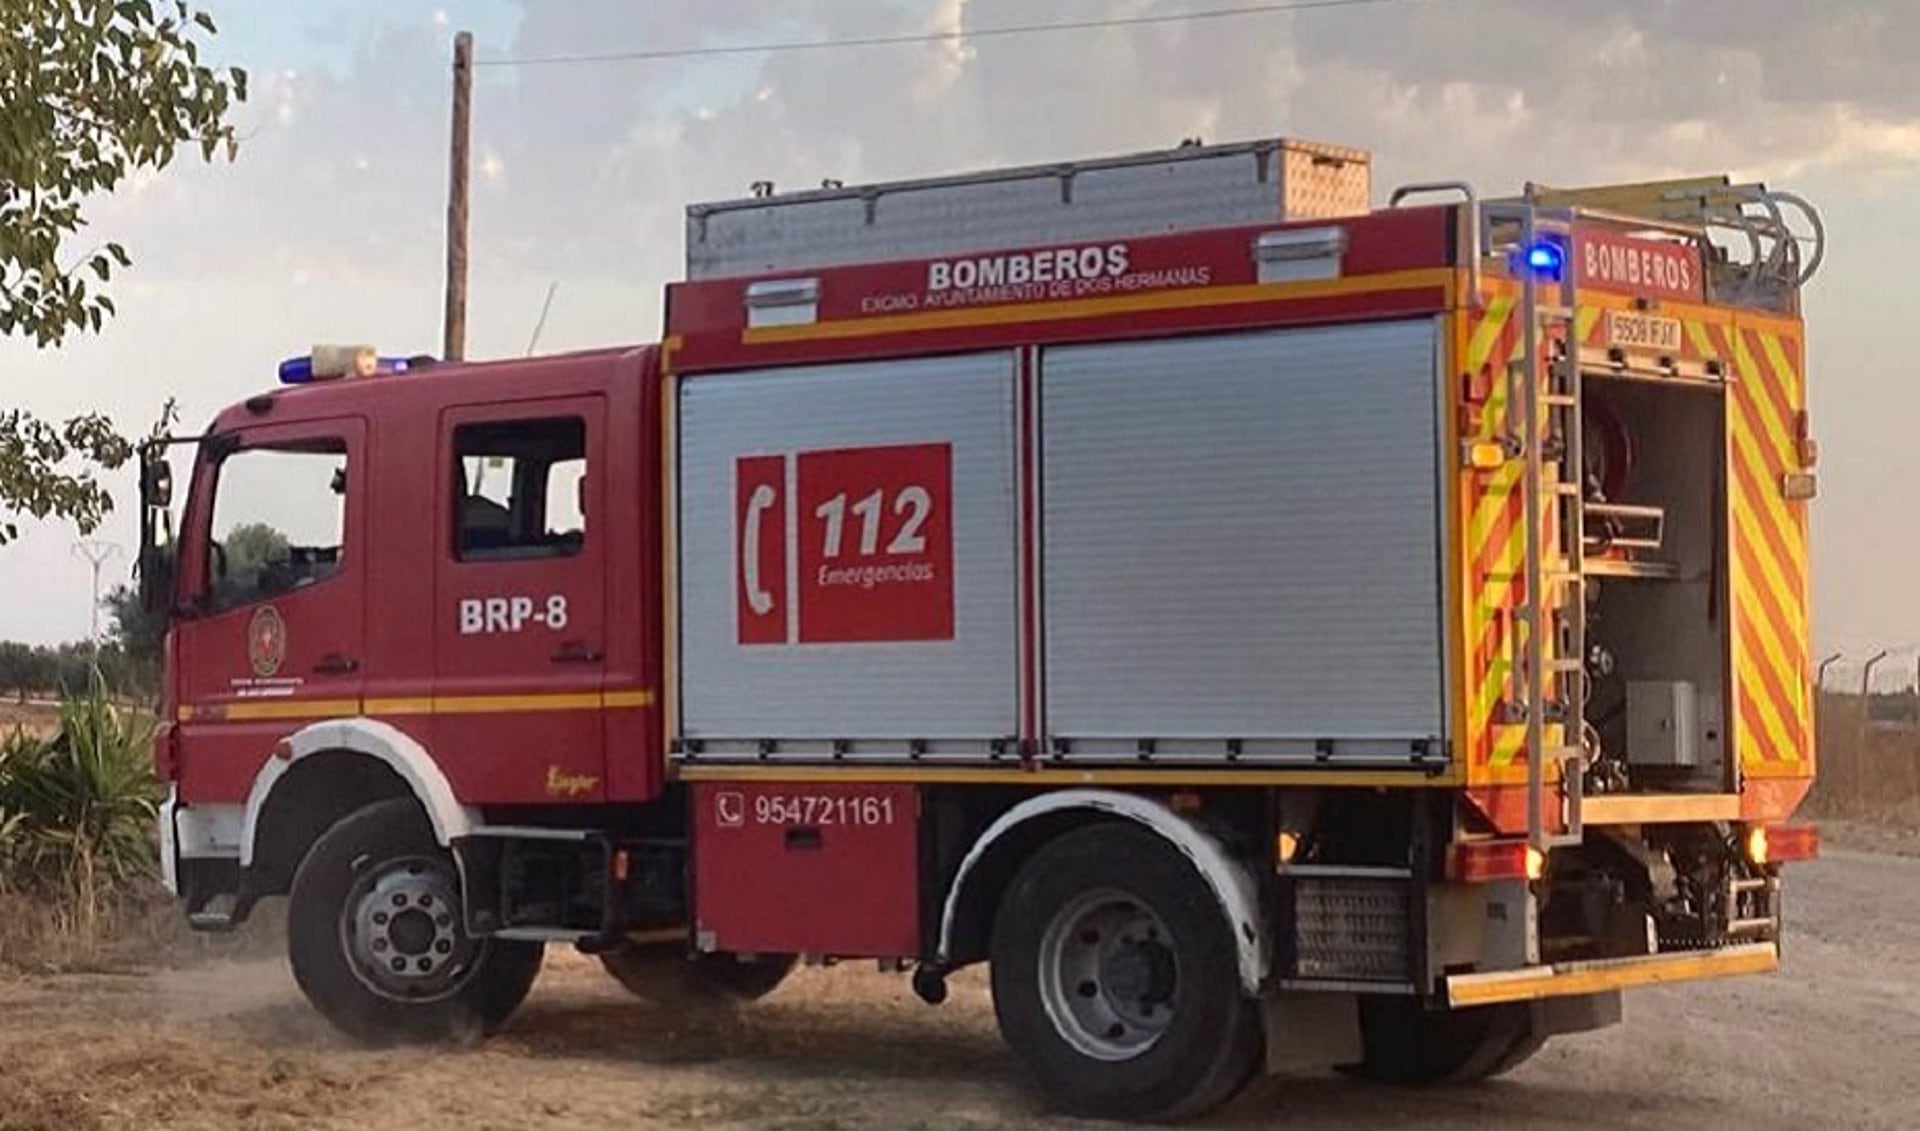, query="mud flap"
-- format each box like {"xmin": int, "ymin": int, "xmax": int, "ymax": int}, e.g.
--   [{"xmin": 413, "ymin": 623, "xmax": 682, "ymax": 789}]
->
[
  {"xmin": 1263, "ymin": 991, "xmax": 1364, "ymax": 1074},
  {"xmin": 1534, "ymin": 990, "xmax": 1622, "ymax": 1037}
]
